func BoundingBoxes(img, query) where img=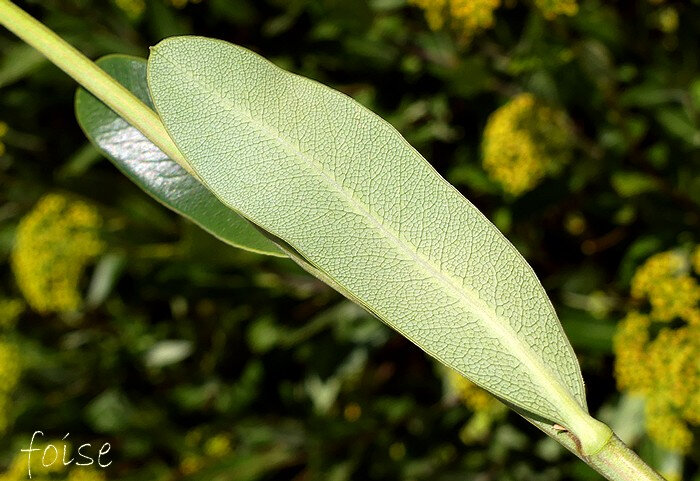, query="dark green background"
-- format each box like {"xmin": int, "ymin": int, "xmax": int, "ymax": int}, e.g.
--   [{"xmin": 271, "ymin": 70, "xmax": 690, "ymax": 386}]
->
[{"xmin": 0, "ymin": 0, "xmax": 698, "ymax": 480}]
